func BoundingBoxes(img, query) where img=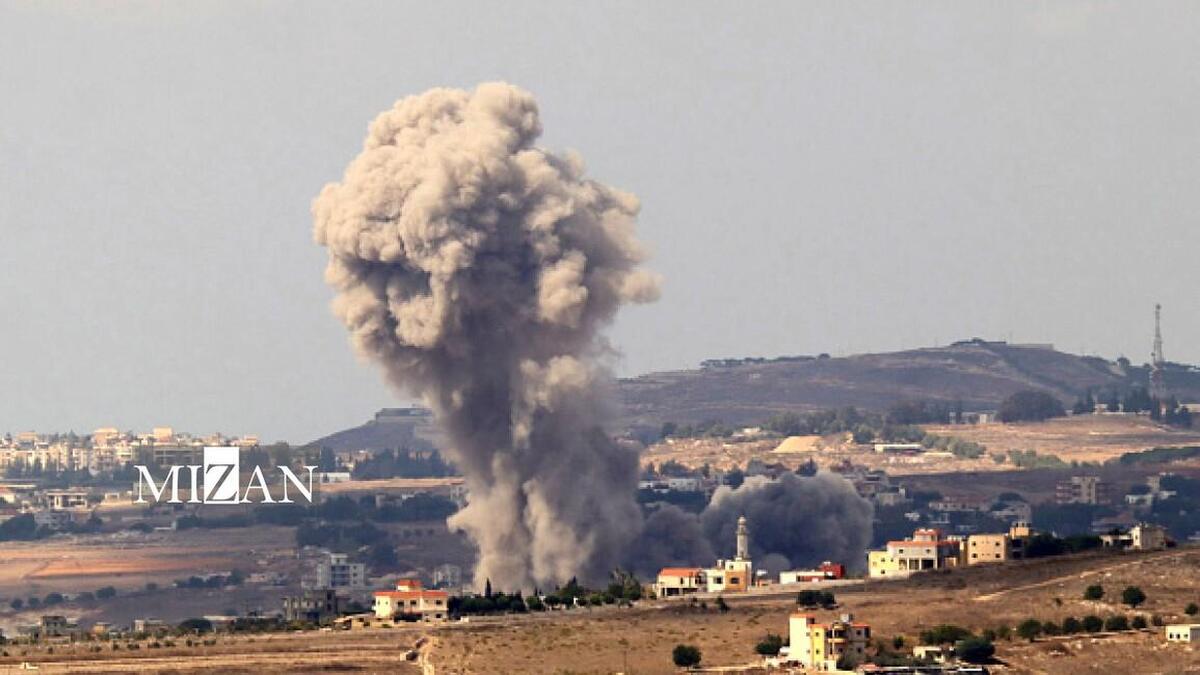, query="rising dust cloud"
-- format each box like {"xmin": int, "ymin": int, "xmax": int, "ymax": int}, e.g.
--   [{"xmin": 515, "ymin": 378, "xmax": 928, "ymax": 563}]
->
[
  {"xmin": 314, "ymin": 82, "xmax": 658, "ymax": 590},
  {"xmin": 314, "ymin": 82, "xmax": 871, "ymax": 590}
]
